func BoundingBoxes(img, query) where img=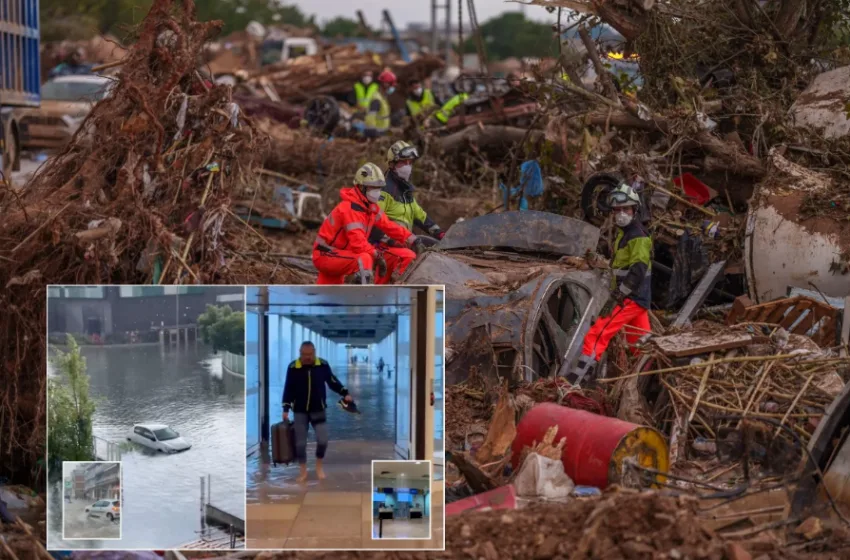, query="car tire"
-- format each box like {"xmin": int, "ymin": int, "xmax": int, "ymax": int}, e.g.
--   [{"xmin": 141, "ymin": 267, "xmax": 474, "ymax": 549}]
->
[{"xmin": 107, "ymin": 513, "xmax": 114, "ymax": 521}]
